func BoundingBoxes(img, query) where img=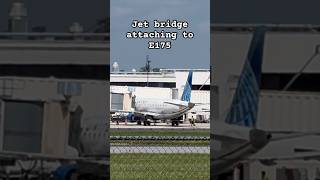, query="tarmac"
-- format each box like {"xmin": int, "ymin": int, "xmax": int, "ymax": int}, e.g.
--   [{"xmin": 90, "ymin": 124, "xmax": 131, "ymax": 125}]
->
[{"xmin": 110, "ymin": 122, "xmax": 210, "ymax": 131}]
